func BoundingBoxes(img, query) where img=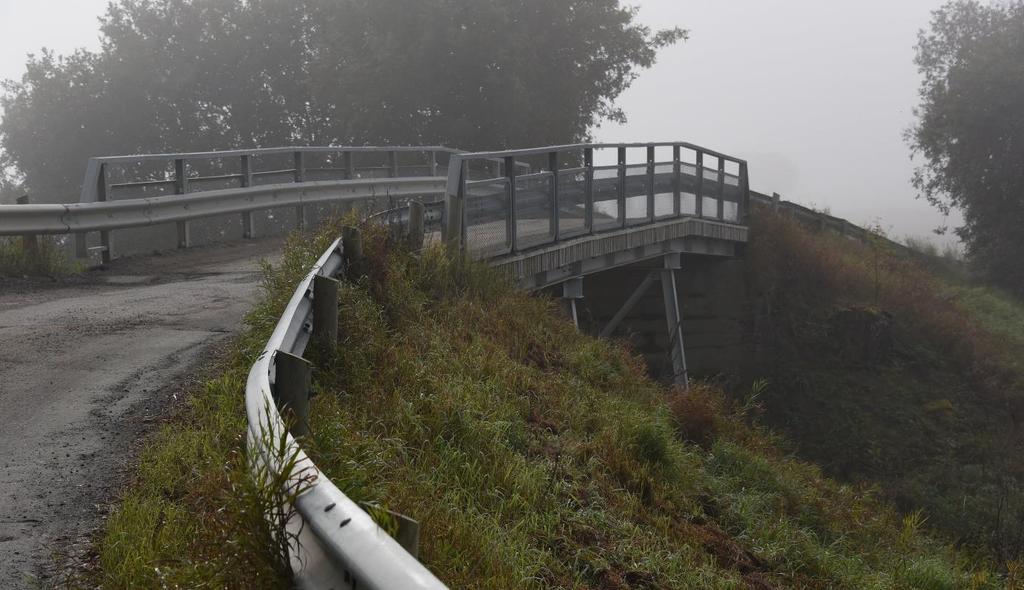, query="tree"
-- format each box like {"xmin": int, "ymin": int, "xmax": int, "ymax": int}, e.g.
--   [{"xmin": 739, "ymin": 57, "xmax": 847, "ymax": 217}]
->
[
  {"xmin": 908, "ymin": 1, "xmax": 1024, "ymax": 292},
  {"xmin": 0, "ymin": 0, "xmax": 684, "ymax": 203}
]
